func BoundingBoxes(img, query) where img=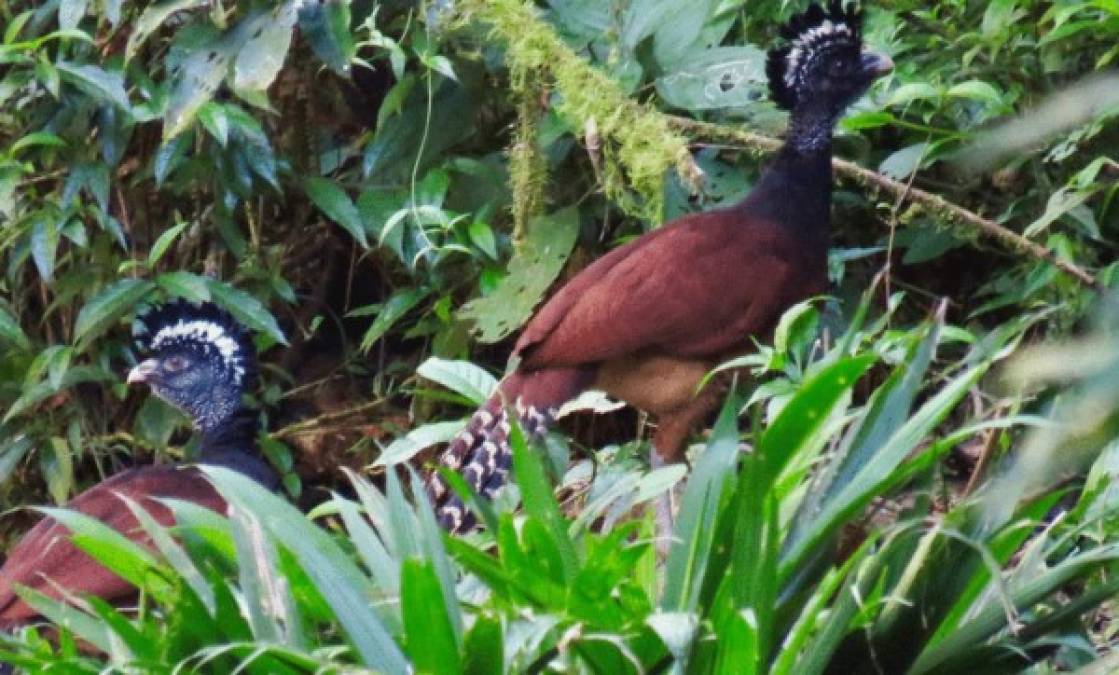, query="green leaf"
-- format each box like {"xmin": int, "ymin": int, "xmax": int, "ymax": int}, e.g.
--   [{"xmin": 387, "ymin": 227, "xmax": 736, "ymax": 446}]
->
[
  {"xmin": 14, "ymin": 586, "xmax": 113, "ymax": 654},
  {"xmin": 946, "ymin": 80, "xmax": 1003, "ymax": 105},
  {"xmin": 146, "ymin": 220, "xmax": 191, "ymax": 267},
  {"xmin": 11, "ymin": 131, "xmax": 67, "ymax": 155},
  {"xmin": 358, "ymin": 286, "xmax": 429, "ymax": 352},
  {"xmin": 376, "ymin": 419, "xmax": 465, "ymax": 467},
  {"xmin": 655, "ymin": 46, "xmax": 767, "ymax": 111},
  {"xmin": 30, "ymin": 215, "xmax": 59, "ymax": 282},
  {"xmin": 205, "ymin": 279, "xmax": 287, "ymax": 345},
  {"xmin": 458, "ymin": 207, "xmax": 580, "ymax": 343},
  {"xmin": 164, "ymin": 38, "xmax": 235, "ymax": 139},
  {"xmin": 58, "ymin": 0, "xmax": 89, "ymax": 32},
  {"xmin": 0, "ymin": 304, "xmax": 30, "ymax": 349},
  {"xmin": 74, "ymin": 278, "xmax": 155, "ymax": 343},
  {"xmin": 510, "ymin": 422, "xmax": 577, "ymax": 581},
  {"xmin": 154, "ymin": 133, "xmax": 190, "ymax": 185},
  {"xmin": 758, "ymin": 354, "xmax": 875, "ymax": 483},
  {"xmin": 662, "ymin": 393, "xmax": 741, "ymax": 613},
  {"xmin": 56, "ymin": 61, "xmax": 131, "ymax": 111},
  {"xmin": 305, "ymin": 176, "xmax": 369, "ymax": 247},
  {"xmin": 886, "ymin": 82, "xmax": 940, "ymax": 107},
  {"xmin": 297, "ymin": 0, "xmax": 354, "ymax": 75},
  {"xmin": 197, "ymin": 102, "xmax": 229, "ymax": 146},
  {"xmin": 203, "ymin": 467, "xmax": 409, "ymax": 672},
  {"xmin": 416, "ymin": 357, "xmax": 498, "ymax": 405},
  {"xmin": 127, "ymin": 0, "xmax": 210, "ymax": 61},
  {"xmin": 36, "ymin": 56, "xmax": 60, "ymax": 98},
  {"xmin": 780, "ymin": 362, "xmax": 986, "ymax": 582},
  {"xmin": 155, "ymin": 270, "xmax": 212, "ymax": 302},
  {"xmin": 402, "ymin": 558, "xmax": 463, "ymax": 675},
  {"xmin": 878, "ymin": 142, "xmax": 930, "ymax": 180},
  {"xmin": 233, "ymin": 4, "xmax": 297, "ymax": 91},
  {"xmin": 34, "ymin": 506, "xmax": 166, "ymax": 593}
]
